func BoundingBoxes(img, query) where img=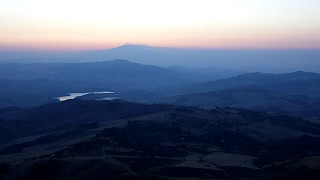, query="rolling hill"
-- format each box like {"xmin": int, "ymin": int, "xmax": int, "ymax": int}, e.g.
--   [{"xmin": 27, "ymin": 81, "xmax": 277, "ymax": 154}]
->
[
  {"xmin": 1, "ymin": 99, "xmax": 320, "ymax": 179},
  {"xmin": 2, "ymin": 45, "xmax": 320, "ymax": 73},
  {"xmin": 0, "ymin": 60, "xmax": 195, "ymax": 107},
  {"xmin": 163, "ymin": 71, "xmax": 320, "ymax": 117}
]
